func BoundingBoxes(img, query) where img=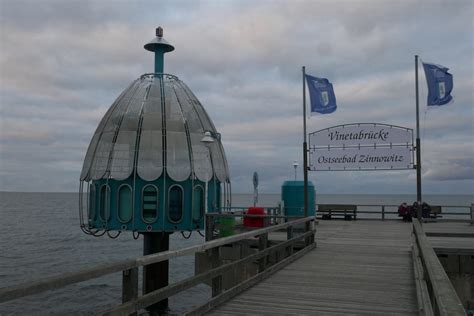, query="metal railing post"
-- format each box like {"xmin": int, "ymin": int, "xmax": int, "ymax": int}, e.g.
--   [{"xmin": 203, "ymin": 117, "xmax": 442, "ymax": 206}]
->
[{"xmin": 382, "ymin": 206, "xmax": 385, "ymax": 221}]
